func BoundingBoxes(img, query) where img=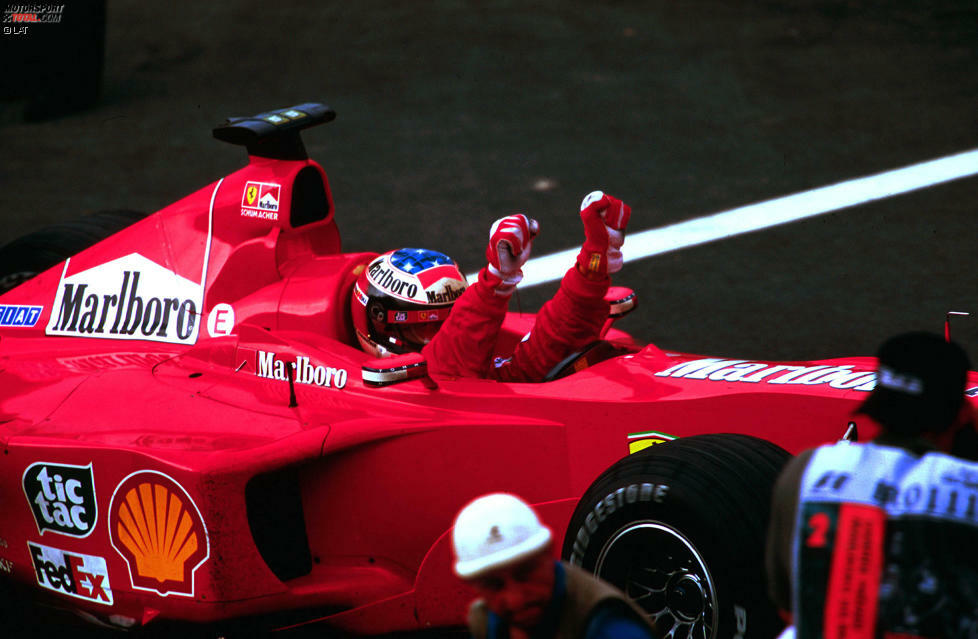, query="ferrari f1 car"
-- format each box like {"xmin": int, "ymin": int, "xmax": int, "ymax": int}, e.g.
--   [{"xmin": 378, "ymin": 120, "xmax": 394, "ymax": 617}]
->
[{"xmin": 1, "ymin": 103, "xmax": 972, "ymax": 638}]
